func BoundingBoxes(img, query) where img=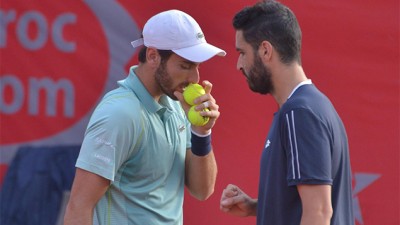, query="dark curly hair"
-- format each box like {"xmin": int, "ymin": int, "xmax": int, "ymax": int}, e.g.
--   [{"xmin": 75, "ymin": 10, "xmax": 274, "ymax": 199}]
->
[{"xmin": 233, "ymin": 0, "xmax": 302, "ymax": 65}]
